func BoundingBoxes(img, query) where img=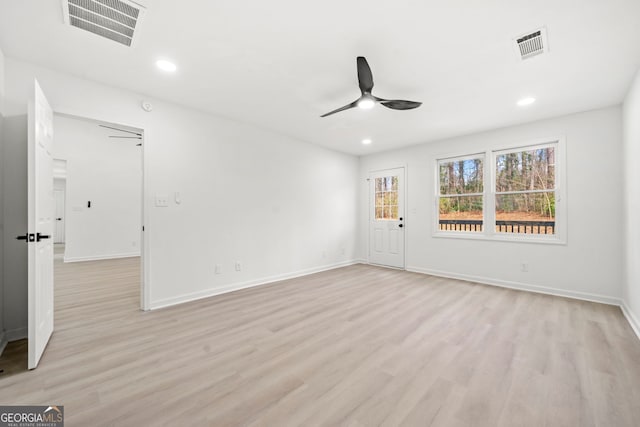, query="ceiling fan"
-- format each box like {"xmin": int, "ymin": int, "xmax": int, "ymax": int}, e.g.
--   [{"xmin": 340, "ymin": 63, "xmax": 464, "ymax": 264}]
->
[{"xmin": 320, "ymin": 56, "xmax": 422, "ymax": 117}]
